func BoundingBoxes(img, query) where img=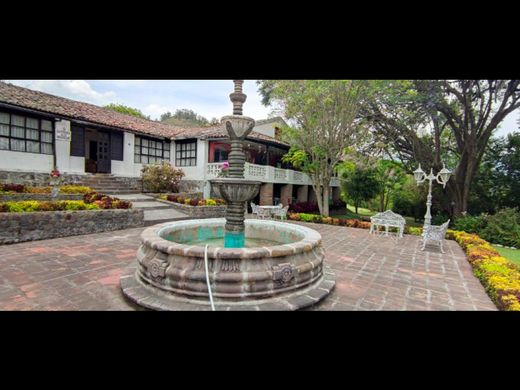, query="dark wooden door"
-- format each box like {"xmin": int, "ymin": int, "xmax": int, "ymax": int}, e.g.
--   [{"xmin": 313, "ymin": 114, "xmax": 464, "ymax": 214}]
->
[{"xmin": 97, "ymin": 131, "xmax": 111, "ymax": 173}]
